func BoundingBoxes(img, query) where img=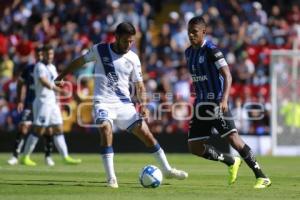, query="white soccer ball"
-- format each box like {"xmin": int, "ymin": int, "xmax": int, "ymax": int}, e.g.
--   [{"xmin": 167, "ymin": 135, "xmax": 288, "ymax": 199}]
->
[{"xmin": 139, "ymin": 165, "xmax": 163, "ymax": 188}]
